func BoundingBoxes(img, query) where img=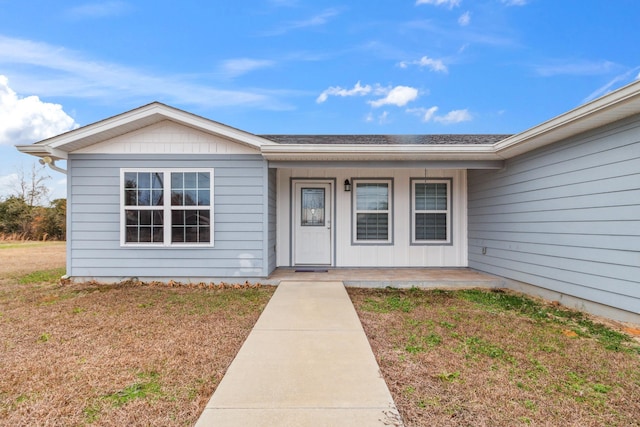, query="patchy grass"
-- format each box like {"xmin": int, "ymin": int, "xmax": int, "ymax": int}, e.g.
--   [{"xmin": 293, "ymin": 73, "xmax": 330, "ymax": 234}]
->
[
  {"xmin": 103, "ymin": 371, "xmax": 163, "ymax": 408},
  {"xmin": 17, "ymin": 267, "xmax": 66, "ymax": 284},
  {"xmin": 363, "ymin": 293, "xmax": 416, "ymax": 313},
  {"xmin": 349, "ymin": 287, "xmax": 640, "ymax": 427},
  {"xmin": 3, "ymin": 243, "xmax": 639, "ymax": 426},
  {"xmin": 0, "ymin": 244, "xmax": 274, "ymax": 426}
]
